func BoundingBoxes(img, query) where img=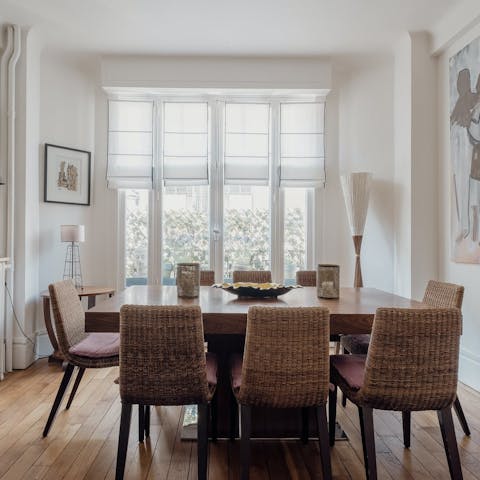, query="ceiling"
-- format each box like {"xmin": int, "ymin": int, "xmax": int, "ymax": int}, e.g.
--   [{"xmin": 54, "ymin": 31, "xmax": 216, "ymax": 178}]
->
[{"xmin": 0, "ymin": 0, "xmax": 460, "ymax": 56}]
